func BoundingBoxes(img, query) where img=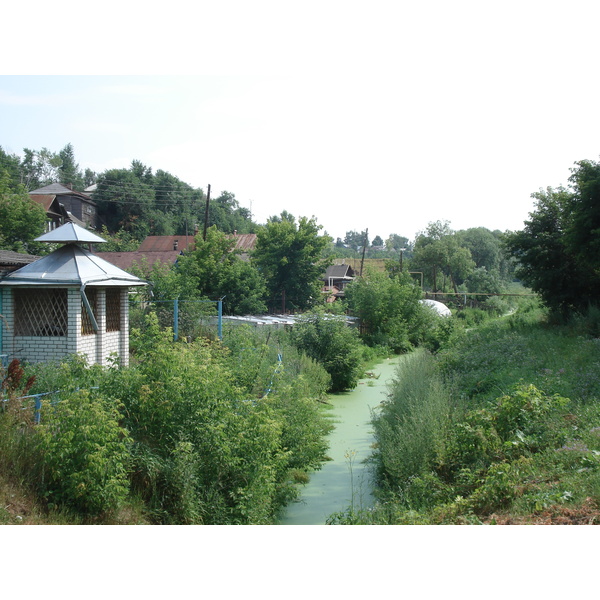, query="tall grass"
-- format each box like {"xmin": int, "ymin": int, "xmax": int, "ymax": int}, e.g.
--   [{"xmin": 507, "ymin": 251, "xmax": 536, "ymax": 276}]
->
[{"xmin": 372, "ymin": 350, "xmax": 454, "ymax": 494}]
